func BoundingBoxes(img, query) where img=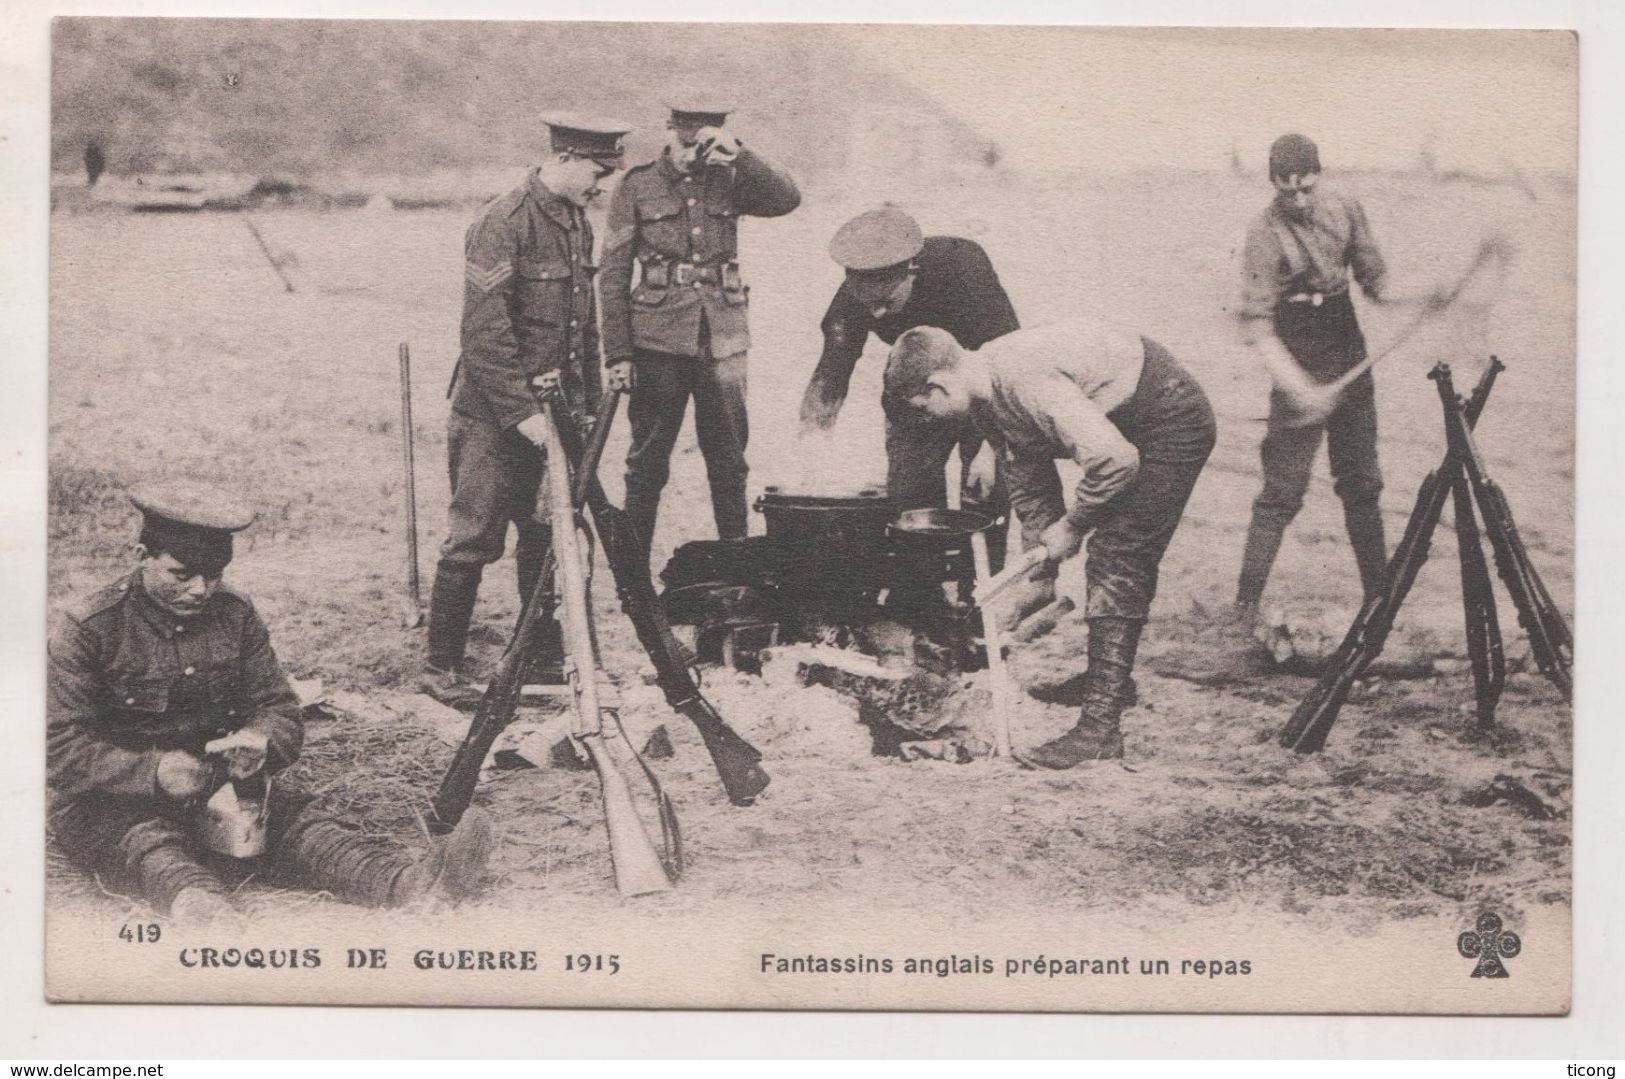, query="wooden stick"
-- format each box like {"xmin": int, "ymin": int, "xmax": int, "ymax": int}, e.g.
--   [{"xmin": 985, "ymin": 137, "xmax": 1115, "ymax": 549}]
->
[
  {"xmin": 949, "ymin": 448, "xmax": 1014, "ymax": 758},
  {"xmin": 398, "ymin": 343, "xmax": 424, "ymax": 629},
  {"xmin": 242, "ymin": 213, "xmax": 296, "ymax": 293}
]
